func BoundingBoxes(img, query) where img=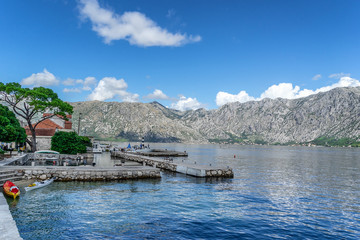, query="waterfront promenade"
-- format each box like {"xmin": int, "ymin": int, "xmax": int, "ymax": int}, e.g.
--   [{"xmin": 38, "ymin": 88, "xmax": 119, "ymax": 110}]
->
[{"xmin": 0, "ymin": 194, "xmax": 22, "ymax": 239}]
